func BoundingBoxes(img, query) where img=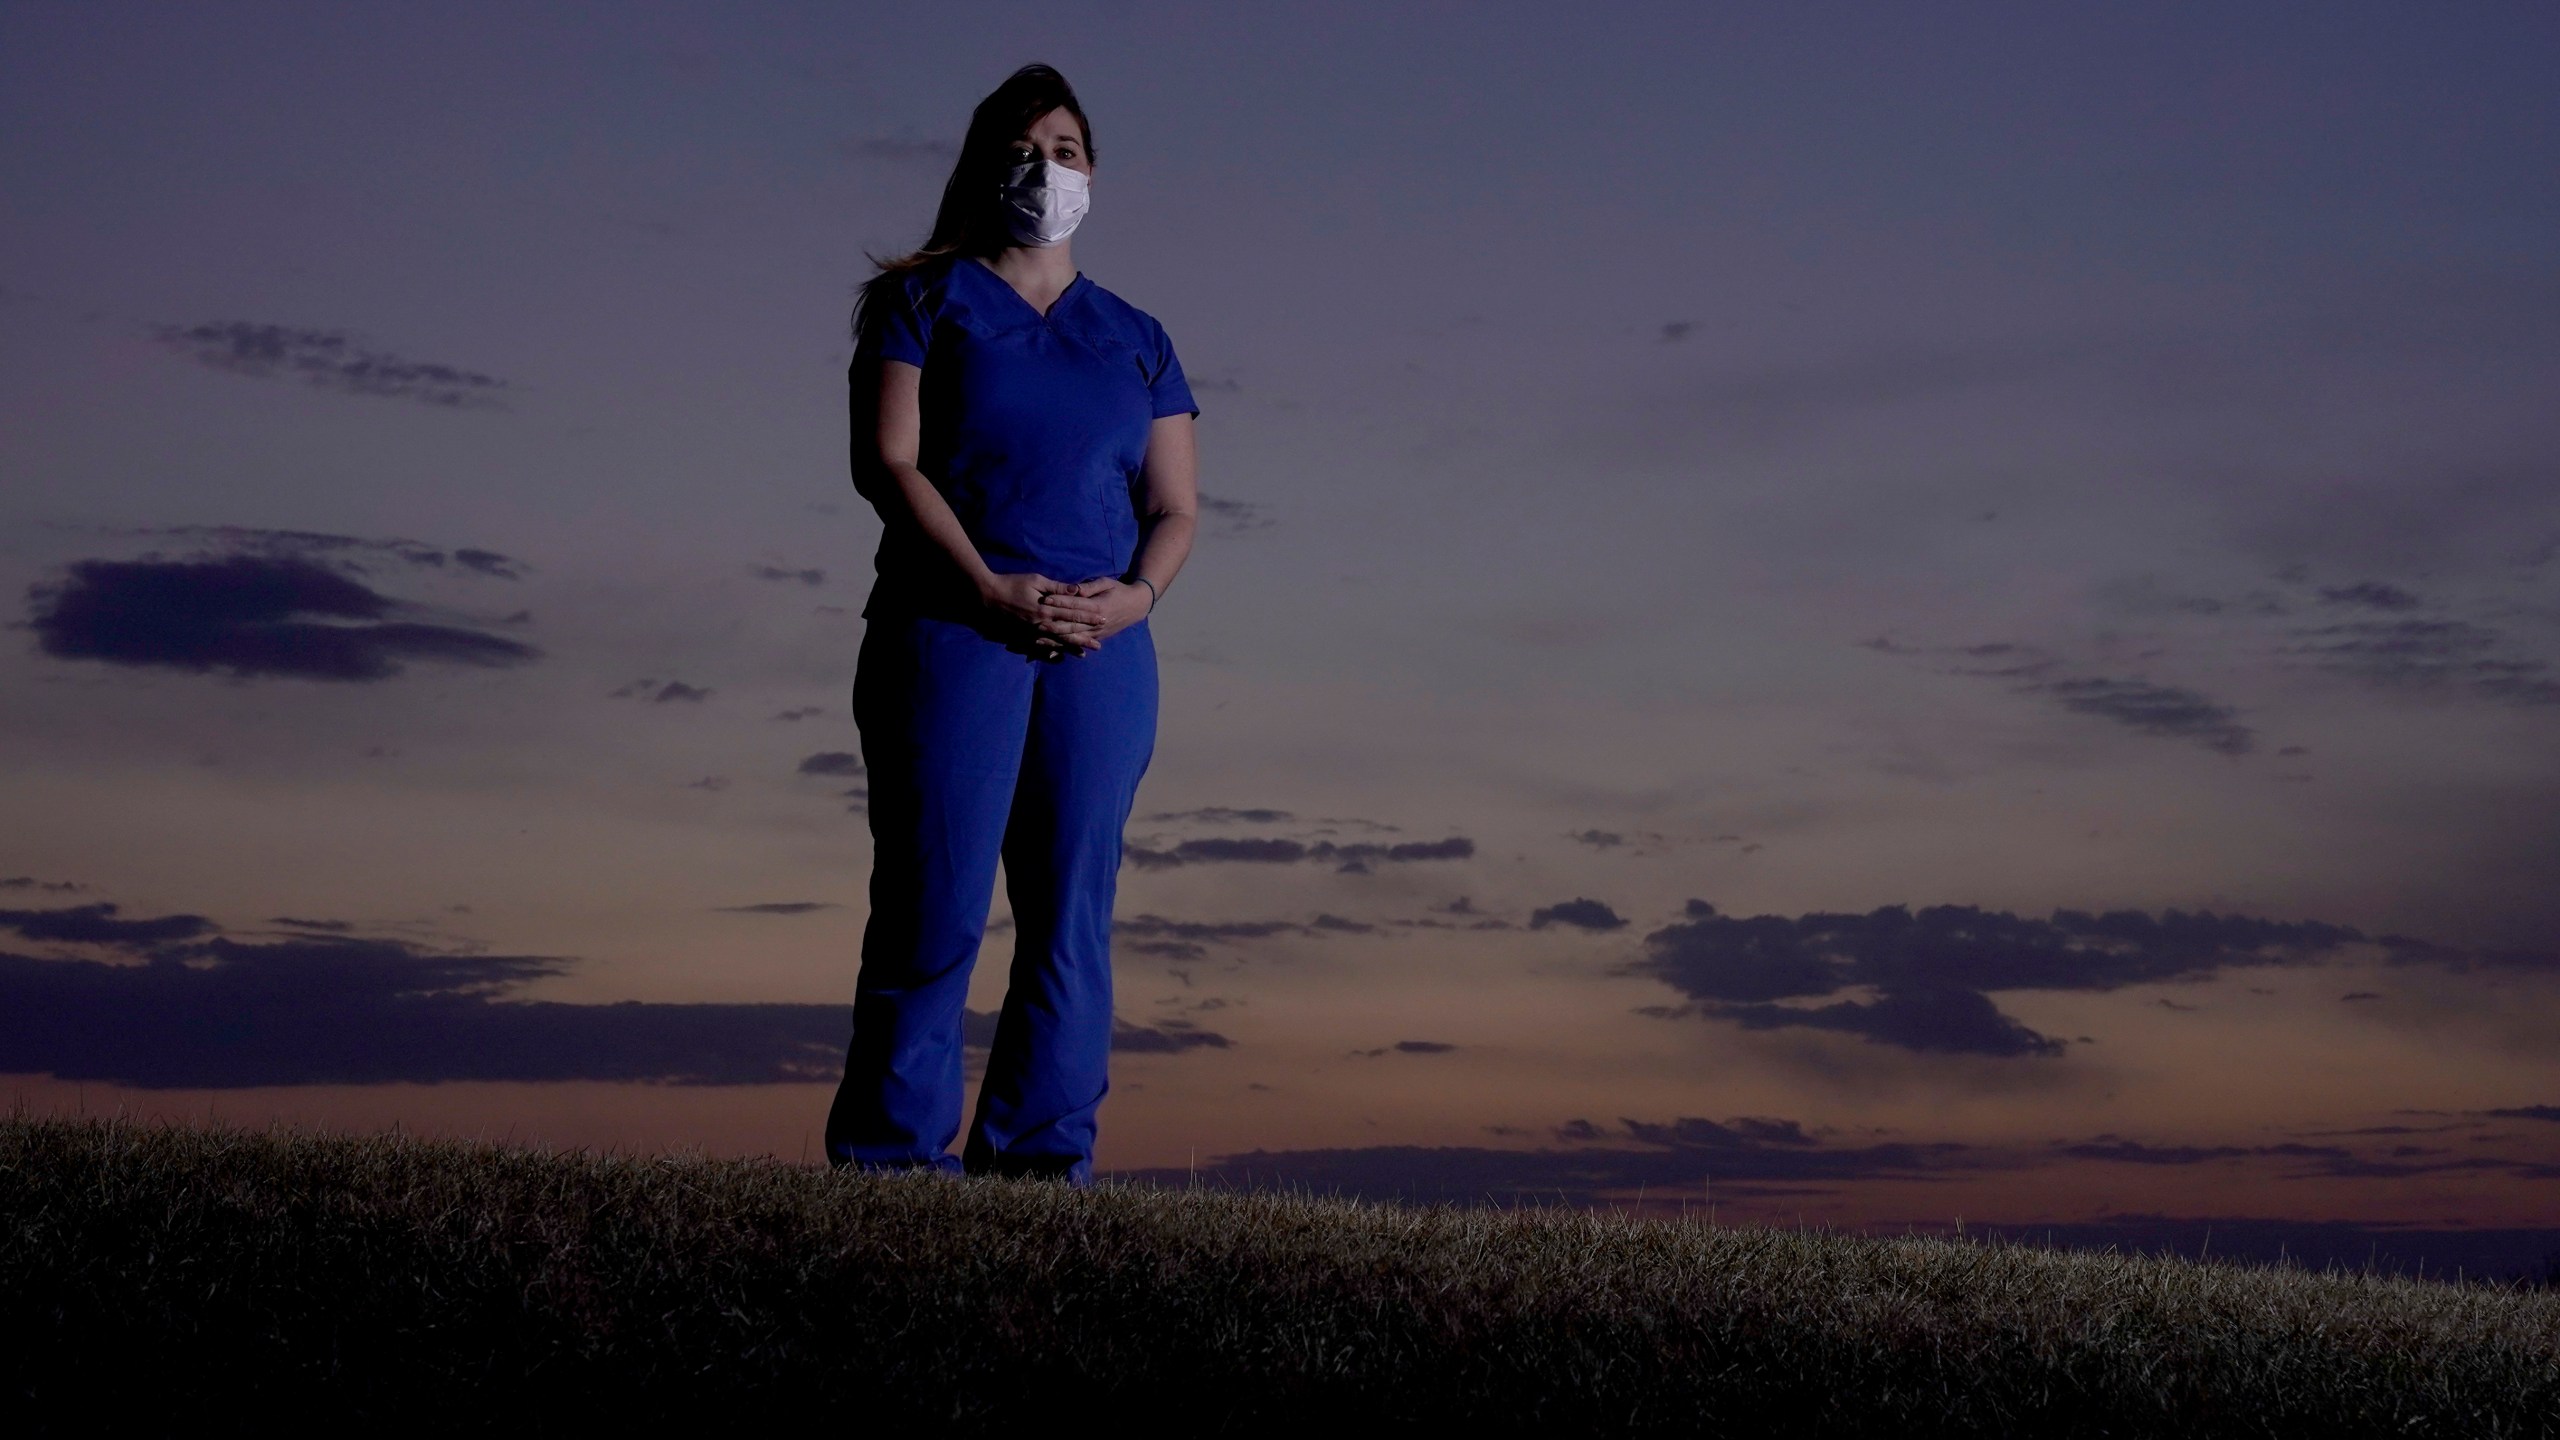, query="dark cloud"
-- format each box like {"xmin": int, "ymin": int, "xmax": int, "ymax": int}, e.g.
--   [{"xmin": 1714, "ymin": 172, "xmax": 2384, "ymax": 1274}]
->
[
  {"xmin": 0, "ymin": 903, "xmax": 217, "ymax": 947},
  {"xmin": 1707, "ymin": 984, "xmax": 2067, "ymax": 1058},
  {"xmin": 1658, "ymin": 320, "xmax": 1696, "ymax": 342},
  {"xmin": 2062, "ymin": 1138, "xmax": 2333, "ymax": 1166},
  {"xmin": 149, "ymin": 319, "xmax": 509, "ymax": 409},
  {"xmin": 1353, "ymin": 1040, "xmax": 1457, "ymax": 1057},
  {"xmin": 1122, "ymin": 836, "xmax": 1473, "ymax": 872},
  {"xmin": 0, "ymin": 877, "xmax": 84, "ymax": 894},
  {"xmin": 1629, "ymin": 898, "xmax": 2366, "ymax": 1058},
  {"xmin": 0, "ymin": 898, "xmax": 1232, "ymax": 1088},
  {"xmin": 610, "ymin": 678, "xmax": 711, "ymax": 702},
  {"xmin": 0, "ymin": 932, "xmax": 847, "ymax": 1087},
  {"xmin": 1109, "ymin": 1019, "xmax": 1232, "ymax": 1054},
  {"xmin": 1143, "ymin": 806, "xmax": 1295, "ymax": 824},
  {"xmin": 797, "ymin": 751, "xmax": 864, "ymax": 777},
  {"xmin": 2056, "ymin": 1135, "xmax": 2541, "ymax": 1183},
  {"xmin": 771, "ymin": 707, "xmax": 826, "ymax": 722},
  {"xmin": 269, "ymin": 917, "xmax": 353, "ymax": 933},
  {"xmin": 1389, "ymin": 893, "xmax": 1519, "ymax": 933},
  {"xmin": 1620, "ymin": 1115, "xmax": 1819, "ymax": 1149},
  {"xmin": 1114, "ymin": 1111, "xmax": 1999, "ymax": 1207},
  {"xmin": 2482, "ymin": 1105, "xmax": 2560, "ymax": 1124},
  {"xmin": 751, "ymin": 565, "xmax": 825, "ymax": 586},
  {"xmin": 27, "ymin": 554, "xmax": 539, "ymax": 682},
  {"xmin": 2317, "ymin": 581, "xmax": 2423, "ymax": 610},
  {"xmin": 712, "ymin": 902, "xmax": 838, "ymax": 916},
  {"xmin": 1196, "ymin": 493, "xmax": 1275, "ymax": 537},
  {"xmin": 1529, "ymin": 898, "xmax": 1628, "ymax": 932},
  {"xmin": 1567, "ymin": 829, "xmax": 1625, "ymax": 849}
]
